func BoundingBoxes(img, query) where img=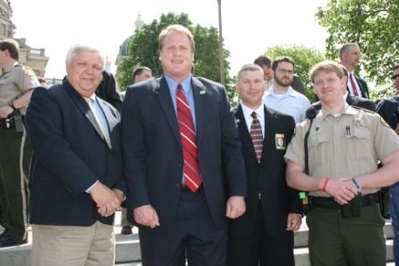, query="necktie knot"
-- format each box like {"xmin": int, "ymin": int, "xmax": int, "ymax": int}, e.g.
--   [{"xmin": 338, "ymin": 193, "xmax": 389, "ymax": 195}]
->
[{"xmin": 251, "ymin": 112, "xmax": 257, "ymax": 119}]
